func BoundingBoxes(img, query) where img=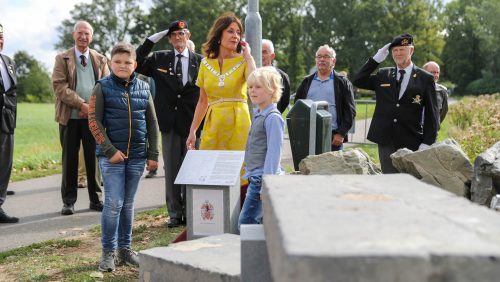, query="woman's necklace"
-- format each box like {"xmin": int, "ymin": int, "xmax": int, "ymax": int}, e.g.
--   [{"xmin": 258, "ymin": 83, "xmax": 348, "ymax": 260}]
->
[{"xmin": 202, "ymin": 58, "xmax": 245, "ymax": 88}]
